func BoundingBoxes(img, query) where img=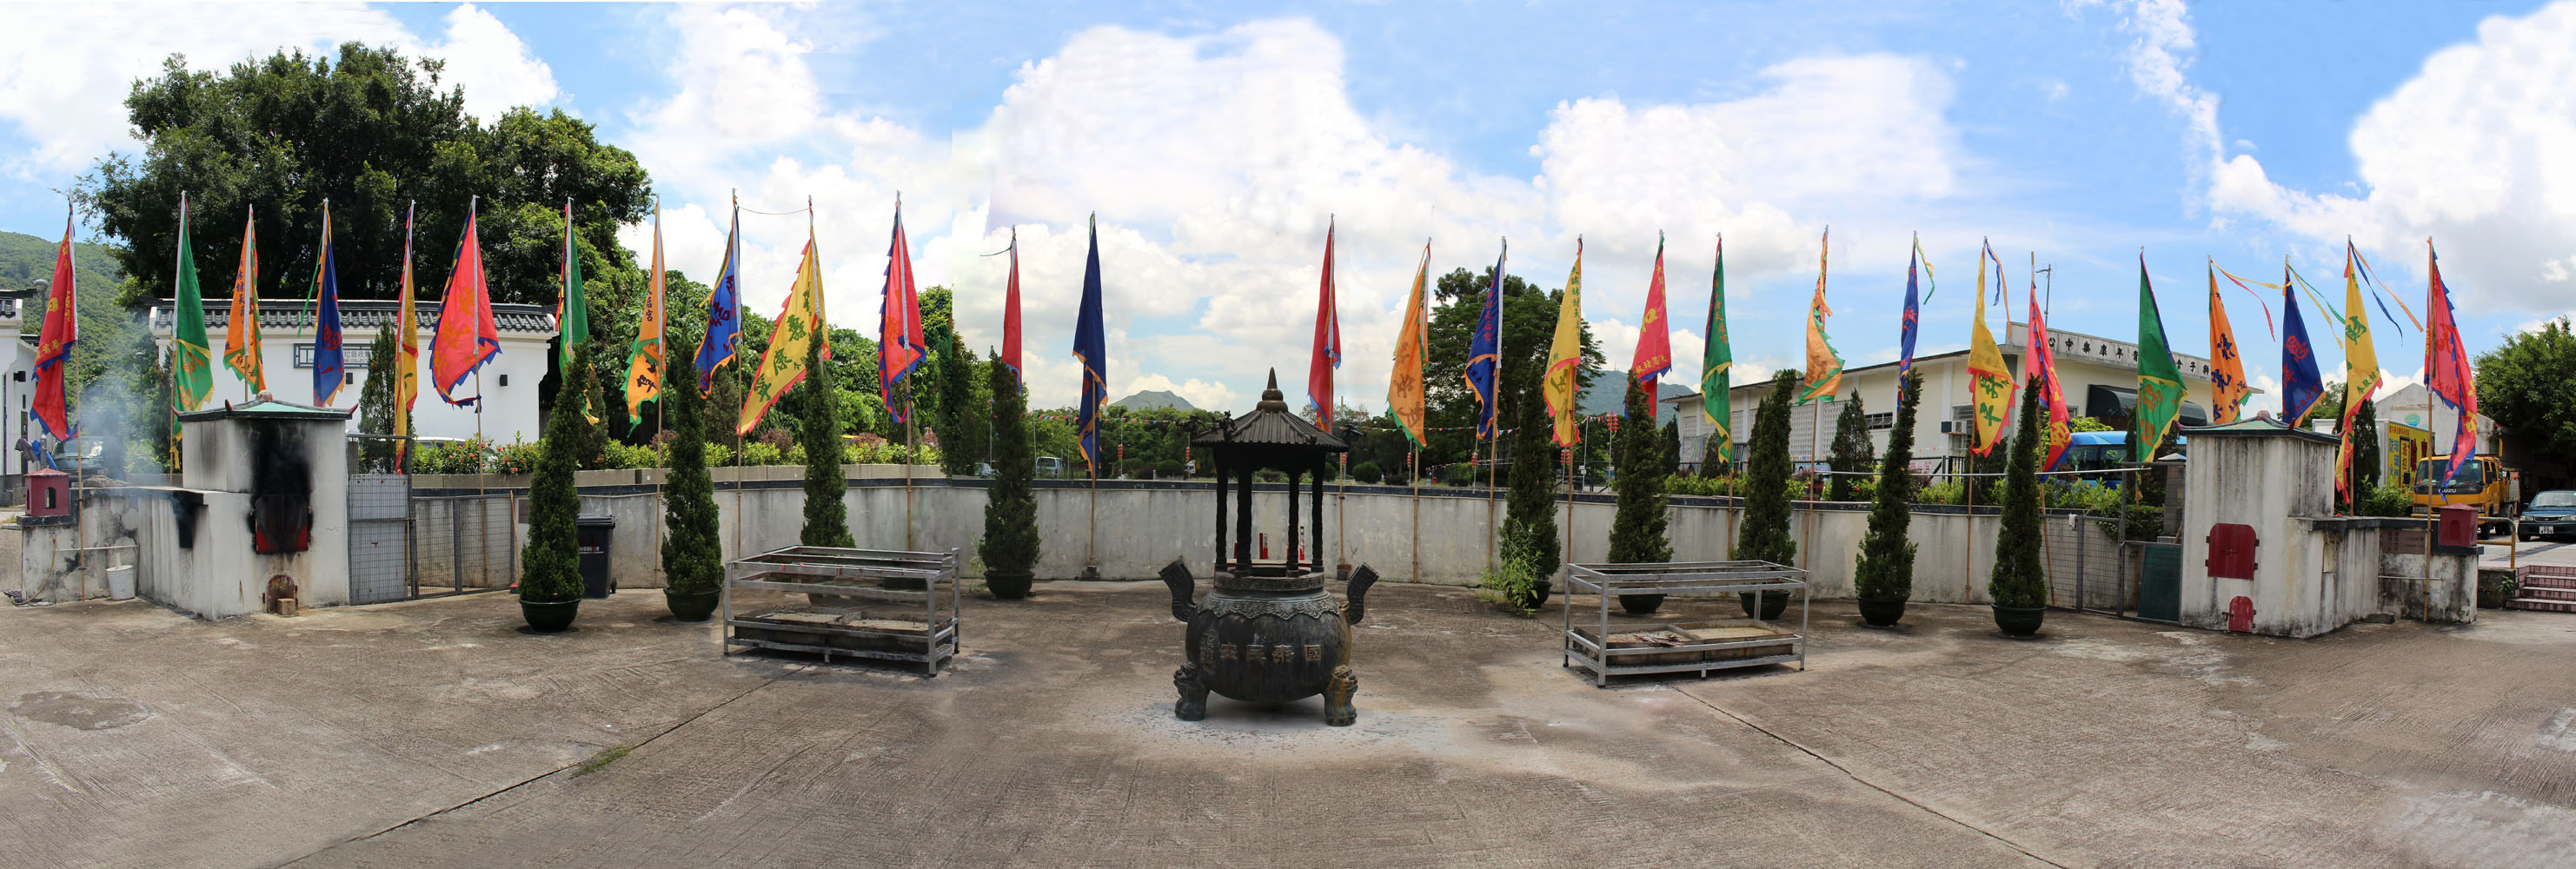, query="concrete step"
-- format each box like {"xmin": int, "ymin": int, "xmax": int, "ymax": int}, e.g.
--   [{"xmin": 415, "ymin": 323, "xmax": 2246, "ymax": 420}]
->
[
  {"xmin": 2523, "ymin": 587, "xmax": 2576, "ymax": 602},
  {"xmin": 2506, "ymin": 598, "xmax": 2576, "ymax": 614},
  {"xmin": 2520, "ymin": 574, "xmax": 2576, "ymax": 590}
]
